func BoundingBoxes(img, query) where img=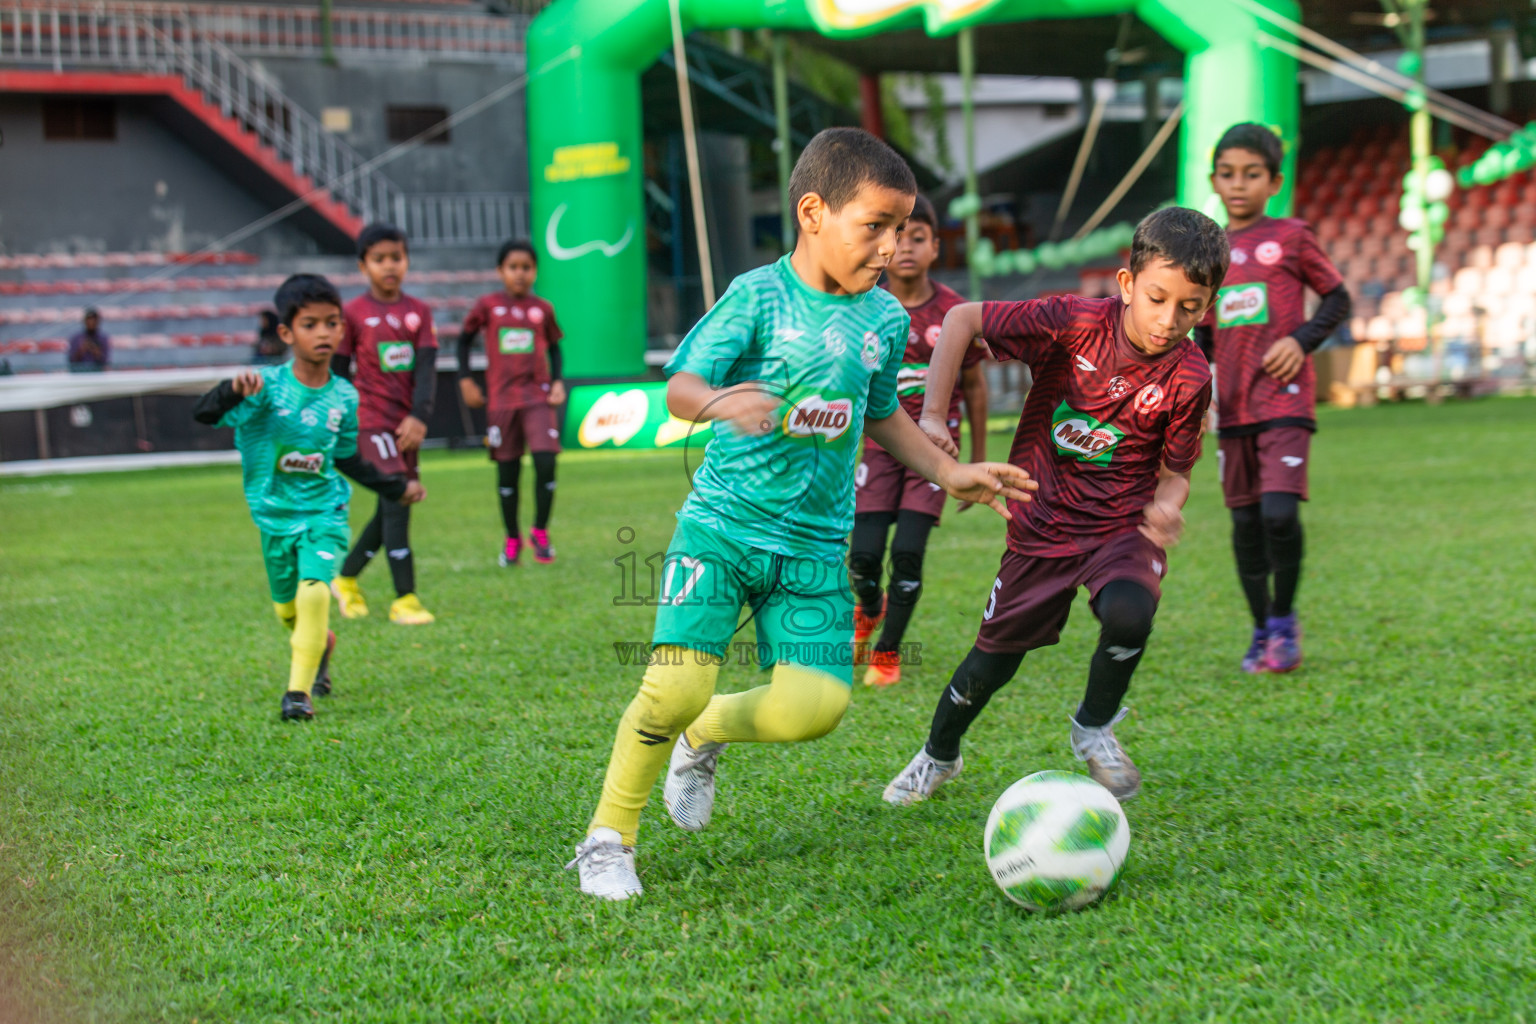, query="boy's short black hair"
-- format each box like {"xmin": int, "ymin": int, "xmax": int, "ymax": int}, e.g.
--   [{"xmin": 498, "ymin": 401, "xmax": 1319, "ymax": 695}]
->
[
  {"xmin": 273, "ymin": 274, "xmax": 343, "ymax": 328},
  {"xmin": 906, "ymin": 194, "xmax": 938, "ymax": 232},
  {"xmin": 497, "ymin": 239, "xmax": 537, "ymax": 267},
  {"xmin": 1213, "ymin": 122, "xmax": 1285, "ymax": 177},
  {"xmin": 356, "ymin": 222, "xmax": 408, "ymax": 260},
  {"xmin": 1129, "ymin": 207, "xmax": 1230, "ymax": 292},
  {"xmin": 788, "ymin": 127, "xmax": 917, "ymax": 213}
]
